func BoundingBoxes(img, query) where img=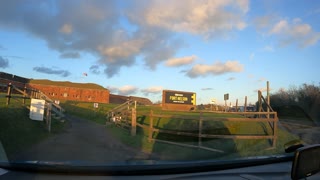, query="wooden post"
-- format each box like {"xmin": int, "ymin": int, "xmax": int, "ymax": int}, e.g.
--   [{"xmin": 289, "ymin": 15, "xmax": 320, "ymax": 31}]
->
[
  {"xmin": 273, "ymin": 113, "xmax": 278, "ymax": 148},
  {"xmin": 235, "ymin": 99, "xmax": 238, "ymax": 112},
  {"xmin": 267, "ymin": 81, "xmax": 270, "ymax": 119},
  {"xmin": 225, "ymin": 100, "xmax": 227, "ymax": 112},
  {"xmin": 258, "ymin": 91, "xmax": 262, "ymax": 110},
  {"xmin": 23, "ymin": 86, "xmax": 27, "ymax": 105},
  {"xmin": 6, "ymin": 83, "xmax": 12, "ymax": 105},
  {"xmin": 258, "ymin": 91, "xmax": 262, "ymax": 118},
  {"xmin": 244, "ymin": 96, "xmax": 247, "ymax": 112},
  {"xmin": 30, "ymin": 90, "xmax": 34, "ymax": 98},
  {"xmin": 46, "ymin": 103, "xmax": 52, "ymax": 133},
  {"xmin": 198, "ymin": 112, "xmax": 203, "ymax": 147},
  {"xmin": 131, "ymin": 108, "xmax": 136, "ymax": 136},
  {"xmin": 148, "ymin": 110, "xmax": 154, "ymax": 142}
]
